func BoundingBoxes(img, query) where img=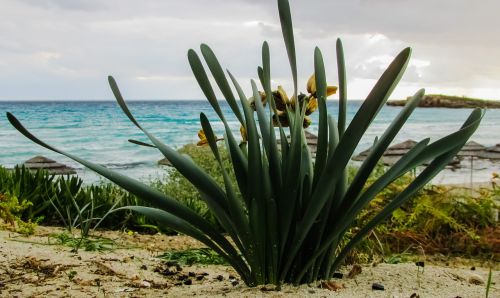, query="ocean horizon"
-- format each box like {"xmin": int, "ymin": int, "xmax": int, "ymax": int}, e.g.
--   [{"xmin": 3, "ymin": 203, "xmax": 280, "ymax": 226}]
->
[{"xmin": 1, "ymin": 100, "xmax": 499, "ymax": 185}]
